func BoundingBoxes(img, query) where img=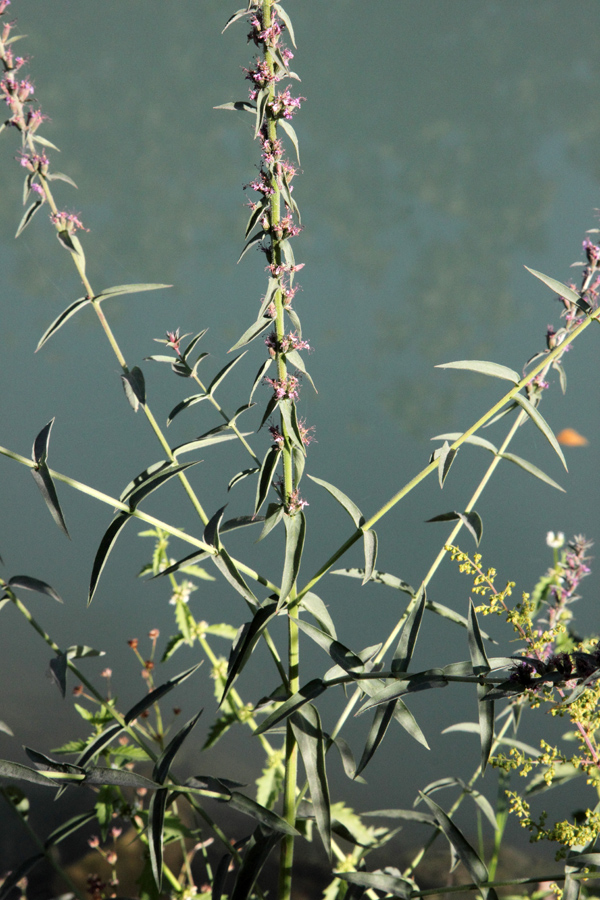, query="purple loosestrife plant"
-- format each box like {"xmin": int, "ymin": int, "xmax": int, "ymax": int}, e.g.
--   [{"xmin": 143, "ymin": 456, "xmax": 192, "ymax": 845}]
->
[{"xmin": 4, "ymin": 3, "xmax": 600, "ymax": 900}]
